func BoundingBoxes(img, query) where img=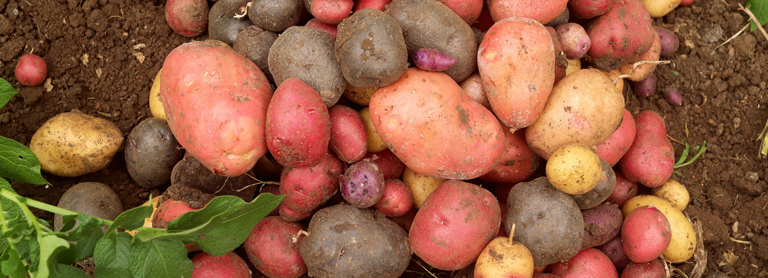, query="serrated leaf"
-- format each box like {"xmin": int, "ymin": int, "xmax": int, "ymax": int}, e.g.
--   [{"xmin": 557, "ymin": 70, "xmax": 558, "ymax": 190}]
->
[
  {"xmin": 55, "ymin": 214, "xmax": 105, "ymax": 264},
  {"xmin": 0, "ymin": 78, "xmax": 18, "ymax": 109},
  {"xmin": 0, "ymin": 248, "xmax": 26, "ymax": 278},
  {"xmin": 129, "ymin": 239, "xmax": 193, "ymax": 278},
  {"xmin": 0, "ymin": 136, "xmax": 49, "ymax": 185},
  {"xmin": 57, "ymin": 264, "xmax": 91, "ymax": 278},
  {"xmin": 36, "ymin": 235, "xmax": 70, "ymax": 278},
  {"xmin": 748, "ymin": 0, "xmax": 768, "ymax": 31},
  {"xmin": 93, "ymin": 232, "xmax": 132, "ymax": 278},
  {"xmin": 104, "ymin": 203, "xmax": 153, "ymax": 237}
]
